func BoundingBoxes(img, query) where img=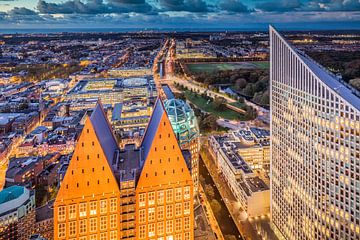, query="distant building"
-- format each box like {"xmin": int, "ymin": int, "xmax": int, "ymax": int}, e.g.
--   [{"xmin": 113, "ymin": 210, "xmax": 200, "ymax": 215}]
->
[
  {"xmin": 0, "ymin": 186, "xmax": 36, "ymax": 240},
  {"xmin": 108, "ymin": 67, "xmax": 152, "ymax": 78}
]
